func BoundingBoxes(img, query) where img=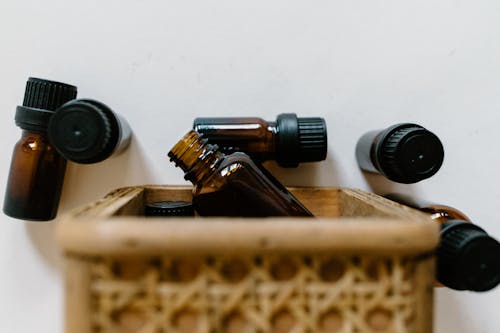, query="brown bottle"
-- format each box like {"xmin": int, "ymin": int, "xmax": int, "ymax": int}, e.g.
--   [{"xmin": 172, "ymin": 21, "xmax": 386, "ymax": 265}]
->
[
  {"xmin": 168, "ymin": 131, "xmax": 313, "ymax": 217},
  {"xmin": 3, "ymin": 78, "xmax": 77, "ymax": 221},
  {"xmin": 193, "ymin": 114, "xmax": 327, "ymax": 167},
  {"xmin": 385, "ymin": 194, "xmax": 500, "ymax": 292}
]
